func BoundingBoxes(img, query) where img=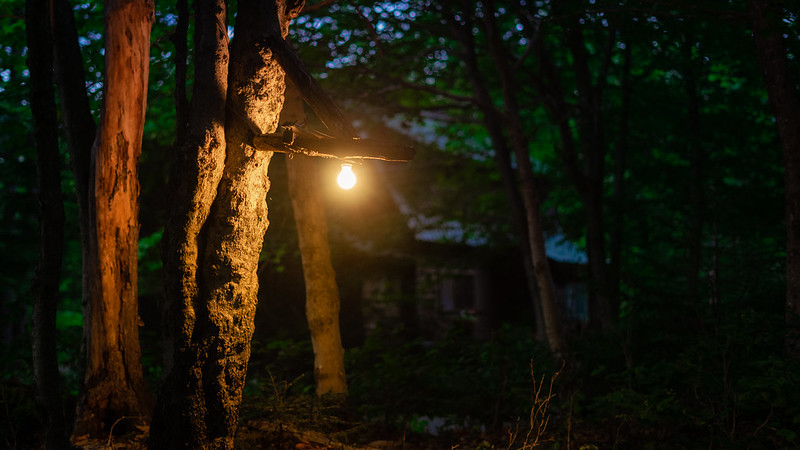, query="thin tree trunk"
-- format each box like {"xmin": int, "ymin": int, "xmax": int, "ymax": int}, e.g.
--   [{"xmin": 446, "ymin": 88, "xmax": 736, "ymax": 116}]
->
[
  {"xmin": 749, "ymin": 0, "xmax": 800, "ymax": 357},
  {"xmin": 447, "ymin": 12, "xmax": 547, "ymax": 341},
  {"xmin": 609, "ymin": 38, "xmax": 631, "ymax": 311},
  {"xmin": 567, "ymin": 24, "xmax": 611, "ymax": 330},
  {"xmin": 51, "ymin": 0, "xmax": 95, "ymax": 340},
  {"xmin": 494, "ymin": 142, "xmax": 547, "ymax": 341},
  {"xmin": 482, "ymin": 0, "xmax": 566, "ymax": 358},
  {"xmin": 26, "ymin": 0, "xmax": 68, "ymax": 446},
  {"xmin": 533, "ymin": 21, "xmax": 614, "ymax": 331},
  {"xmin": 73, "ymin": 0, "xmax": 154, "ymax": 438},
  {"xmin": 685, "ymin": 38, "xmax": 705, "ymax": 306},
  {"xmin": 283, "ymin": 80, "xmax": 347, "ymax": 396}
]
